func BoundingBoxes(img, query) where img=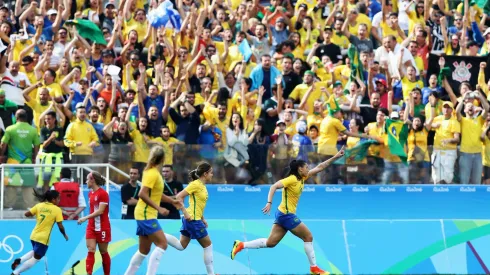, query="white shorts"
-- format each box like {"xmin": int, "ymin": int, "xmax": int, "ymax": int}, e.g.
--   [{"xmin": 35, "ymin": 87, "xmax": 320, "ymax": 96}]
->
[{"xmin": 431, "ymin": 149, "xmax": 457, "ymax": 184}]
